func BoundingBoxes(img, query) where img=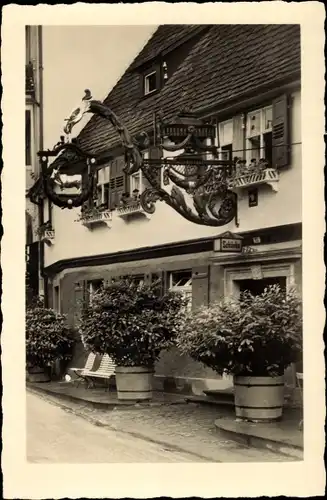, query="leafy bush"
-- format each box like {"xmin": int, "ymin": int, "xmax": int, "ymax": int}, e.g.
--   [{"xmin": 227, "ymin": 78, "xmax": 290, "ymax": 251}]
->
[
  {"xmin": 79, "ymin": 278, "xmax": 187, "ymax": 367},
  {"xmin": 26, "ymin": 301, "xmax": 76, "ymax": 369},
  {"xmin": 177, "ymin": 285, "xmax": 302, "ymax": 377}
]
